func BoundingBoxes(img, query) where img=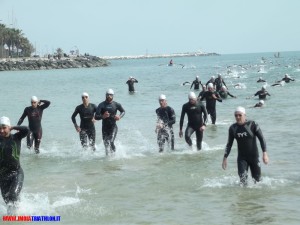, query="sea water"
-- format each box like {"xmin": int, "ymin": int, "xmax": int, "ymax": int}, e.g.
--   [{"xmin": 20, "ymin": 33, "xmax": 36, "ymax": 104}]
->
[{"xmin": 0, "ymin": 52, "xmax": 300, "ymax": 224}]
